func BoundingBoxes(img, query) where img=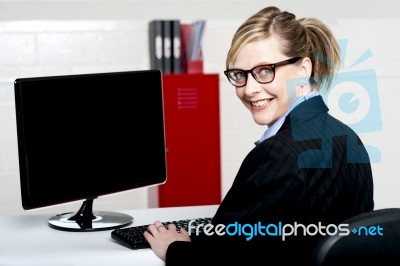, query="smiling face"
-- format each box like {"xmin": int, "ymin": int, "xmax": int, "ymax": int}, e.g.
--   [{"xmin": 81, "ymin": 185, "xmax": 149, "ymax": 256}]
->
[{"xmin": 233, "ymin": 35, "xmax": 308, "ymax": 127}]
